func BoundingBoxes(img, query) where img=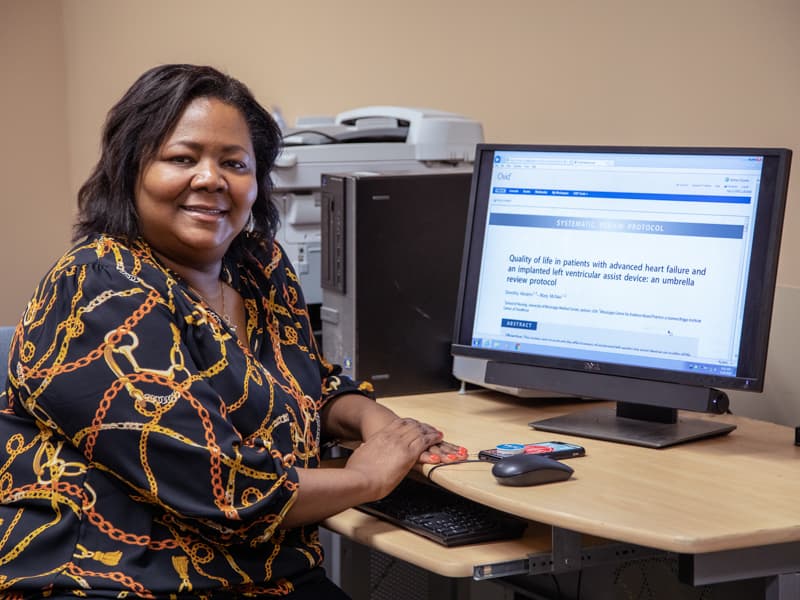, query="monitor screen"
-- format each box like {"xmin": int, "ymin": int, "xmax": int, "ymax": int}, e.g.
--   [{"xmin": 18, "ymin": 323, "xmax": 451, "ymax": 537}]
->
[{"xmin": 451, "ymin": 144, "xmax": 792, "ymax": 448}]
